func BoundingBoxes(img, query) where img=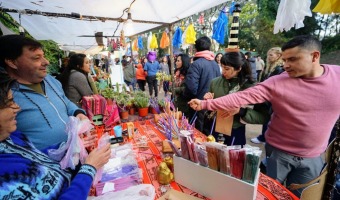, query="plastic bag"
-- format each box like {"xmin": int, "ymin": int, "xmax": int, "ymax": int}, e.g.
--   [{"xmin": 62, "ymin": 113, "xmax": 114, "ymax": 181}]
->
[
  {"xmin": 147, "ymin": 32, "xmax": 152, "ymax": 51},
  {"xmin": 160, "ymin": 31, "xmax": 170, "ymax": 49},
  {"xmin": 88, "ymin": 184, "xmax": 155, "ymax": 200},
  {"xmin": 185, "ymin": 24, "xmax": 196, "ymax": 44},
  {"xmin": 132, "ymin": 39, "xmax": 138, "ymax": 51},
  {"xmin": 93, "ymin": 132, "xmax": 111, "ymax": 185},
  {"xmin": 212, "ymin": 11, "xmax": 228, "ymax": 44},
  {"xmin": 150, "ymin": 34, "xmax": 158, "ymax": 49},
  {"xmin": 273, "ymin": 0, "xmax": 312, "ymax": 34},
  {"xmin": 172, "ymin": 27, "xmax": 183, "ymax": 48},
  {"xmin": 48, "ymin": 116, "xmax": 92, "ymax": 169},
  {"xmin": 138, "ymin": 36, "xmax": 144, "ymax": 49},
  {"xmin": 313, "ymin": 0, "xmax": 340, "ymax": 14}
]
